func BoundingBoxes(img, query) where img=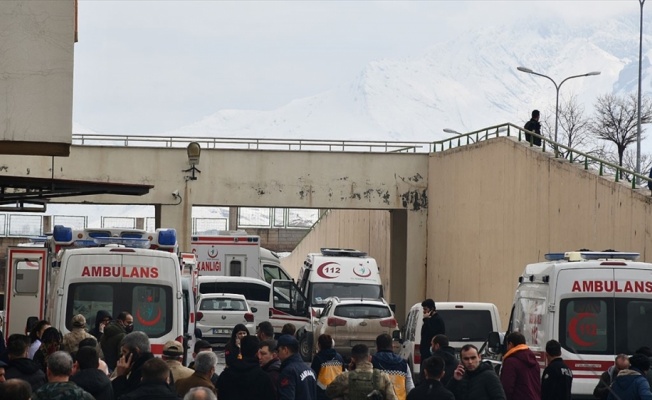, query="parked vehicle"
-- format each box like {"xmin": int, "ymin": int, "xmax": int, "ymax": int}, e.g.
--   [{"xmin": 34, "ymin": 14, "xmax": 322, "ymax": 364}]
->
[
  {"xmin": 191, "ymin": 231, "xmax": 292, "ymax": 283},
  {"xmin": 396, "ymin": 301, "xmax": 501, "ymax": 379},
  {"xmin": 314, "ymin": 297, "xmax": 397, "ymax": 358},
  {"xmin": 181, "ymin": 276, "xmax": 200, "ymax": 365},
  {"xmin": 487, "ymin": 250, "xmax": 652, "ymax": 398},
  {"xmin": 295, "ymin": 248, "xmax": 384, "ymax": 360},
  {"xmin": 196, "ymin": 293, "xmax": 255, "ymax": 345},
  {"xmin": 197, "ymin": 276, "xmax": 270, "ymax": 328}
]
